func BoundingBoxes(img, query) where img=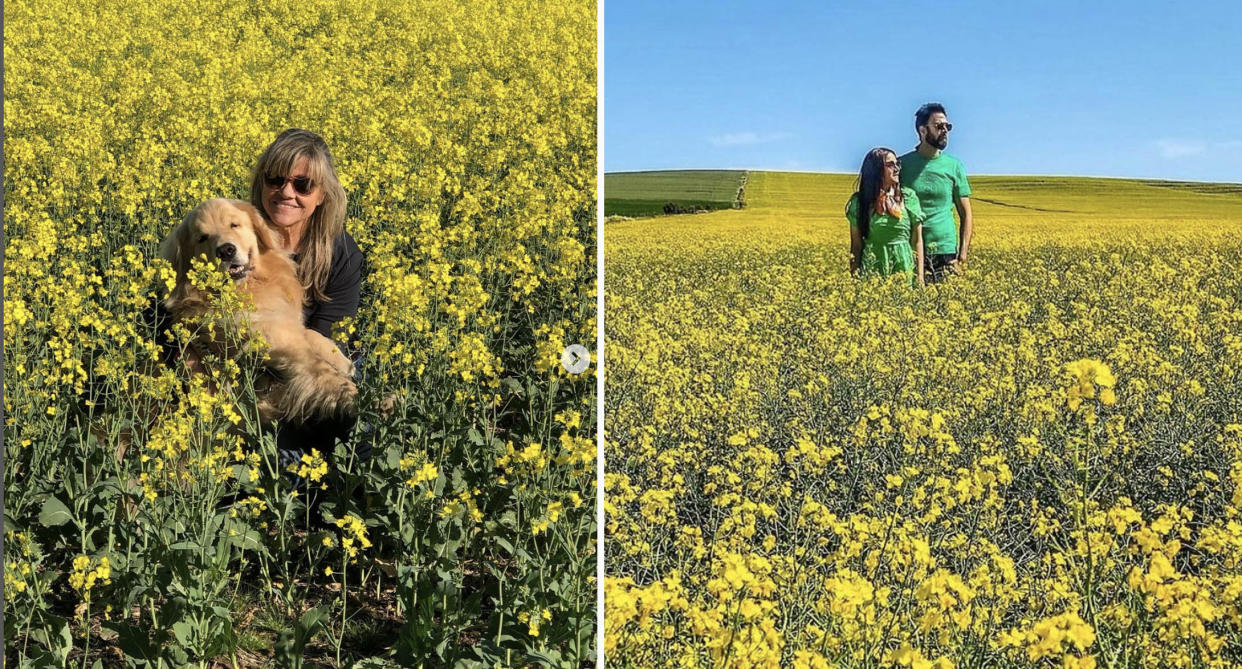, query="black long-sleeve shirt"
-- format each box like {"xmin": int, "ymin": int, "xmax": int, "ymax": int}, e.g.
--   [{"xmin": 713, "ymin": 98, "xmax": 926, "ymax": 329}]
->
[{"xmin": 300, "ymin": 231, "xmax": 364, "ymax": 342}]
